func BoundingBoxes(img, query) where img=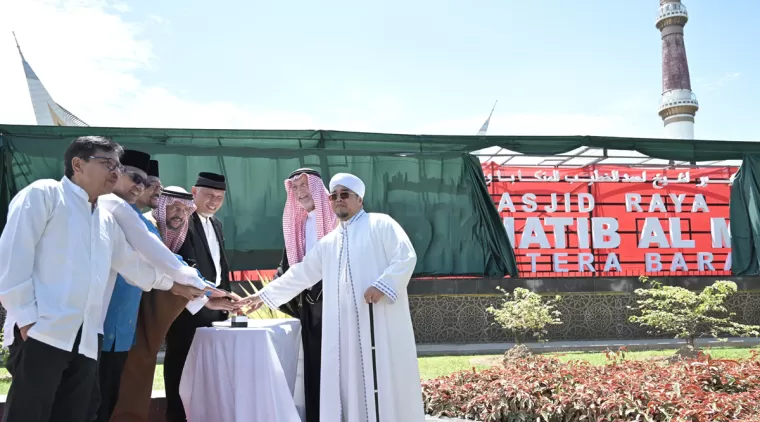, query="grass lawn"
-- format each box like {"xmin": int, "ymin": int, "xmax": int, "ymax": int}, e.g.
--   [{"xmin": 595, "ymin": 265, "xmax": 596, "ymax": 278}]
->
[
  {"xmin": 418, "ymin": 347, "xmax": 760, "ymax": 379},
  {"xmin": 1, "ymin": 347, "xmax": 756, "ymax": 395}
]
